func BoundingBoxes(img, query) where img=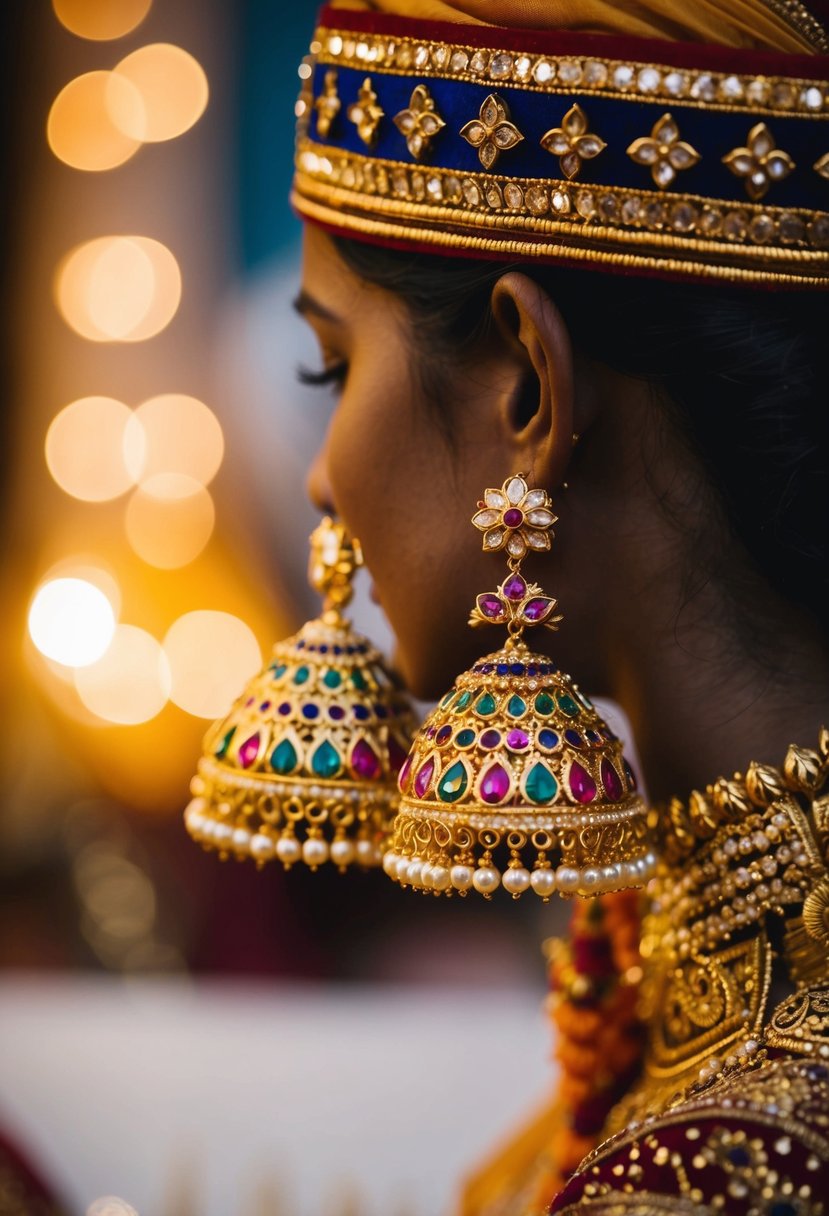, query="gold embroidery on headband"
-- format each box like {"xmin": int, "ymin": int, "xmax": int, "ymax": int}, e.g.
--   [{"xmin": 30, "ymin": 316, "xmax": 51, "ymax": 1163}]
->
[
  {"xmin": 815, "ymin": 150, "xmax": 829, "ymax": 179},
  {"xmin": 627, "ymin": 113, "xmax": 701, "ymax": 190},
  {"xmin": 460, "ymin": 93, "xmax": 524, "ymax": 170},
  {"xmin": 722, "ymin": 122, "xmax": 796, "ymax": 199},
  {"xmin": 540, "ymin": 103, "xmax": 606, "ymax": 180},
  {"xmin": 393, "ymin": 84, "xmax": 446, "ymax": 161},
  {"xmin": 347, "ymin": 76, "xmax": 384, "ymax": 146},
  {"xmin": 315, "ymin": 69, "xmax": 341, "ymax": 140}
]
